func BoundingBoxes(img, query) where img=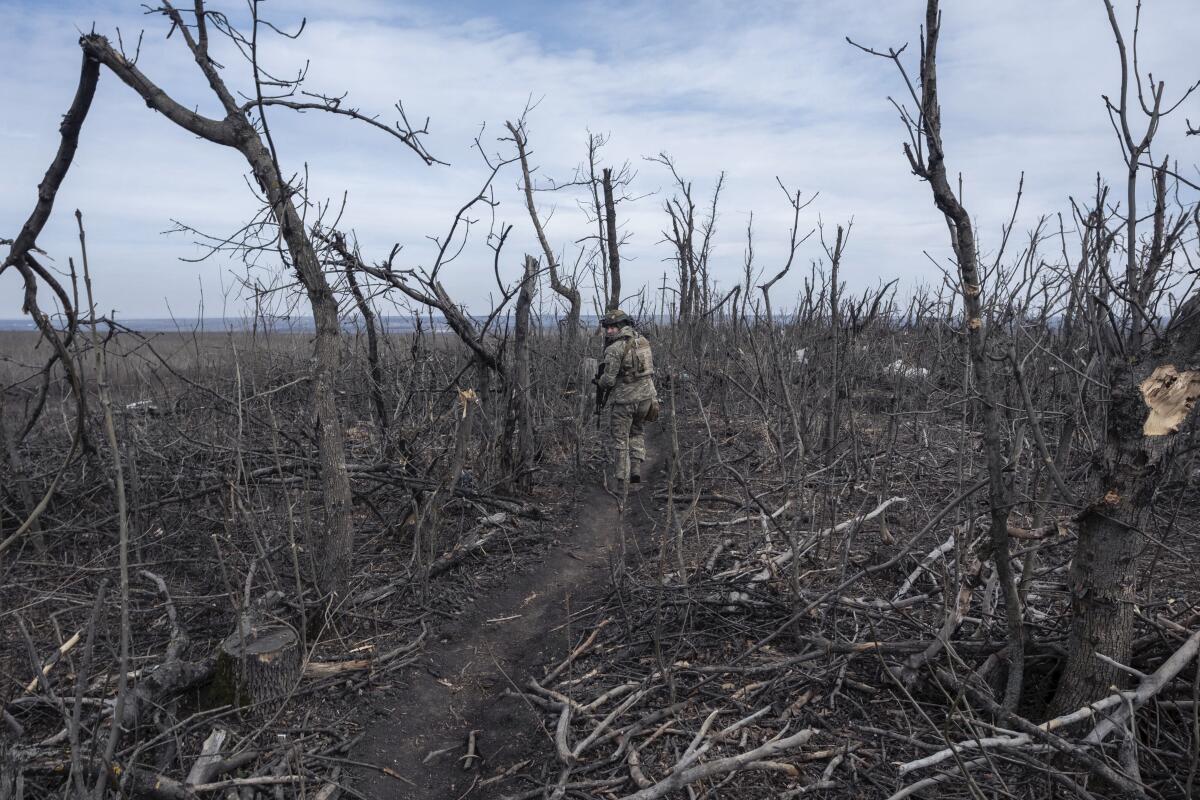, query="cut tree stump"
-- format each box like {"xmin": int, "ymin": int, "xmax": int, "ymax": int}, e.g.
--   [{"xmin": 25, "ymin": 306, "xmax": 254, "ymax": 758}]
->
[{"xmin": 214, "ymin": 620, "xmax": 300, "ymax": 712}]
